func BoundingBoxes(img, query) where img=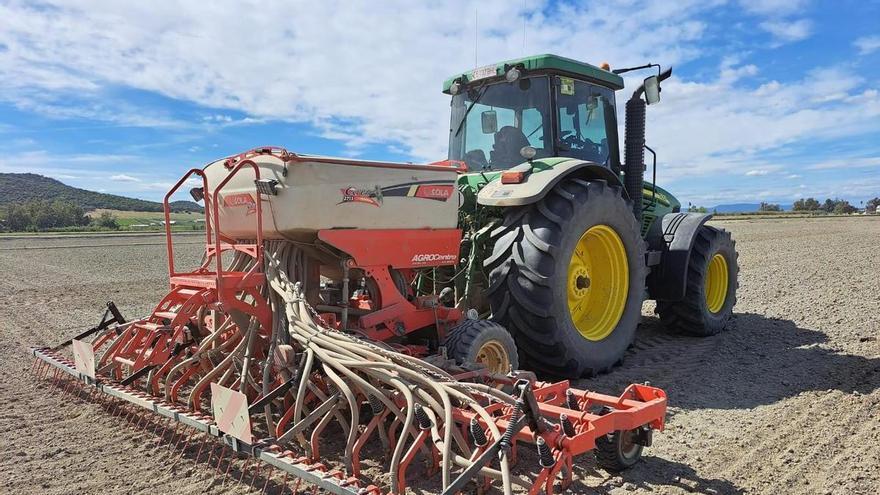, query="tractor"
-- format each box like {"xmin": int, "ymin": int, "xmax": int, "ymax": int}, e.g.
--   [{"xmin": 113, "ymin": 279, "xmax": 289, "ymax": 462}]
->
[
  {"xmin": 29, "ymin": 54, "xmax": 737, "ymax": 494},
  {"xmin": 442, "ymin": 54, "xmax": 739, "ymax": 378}
]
